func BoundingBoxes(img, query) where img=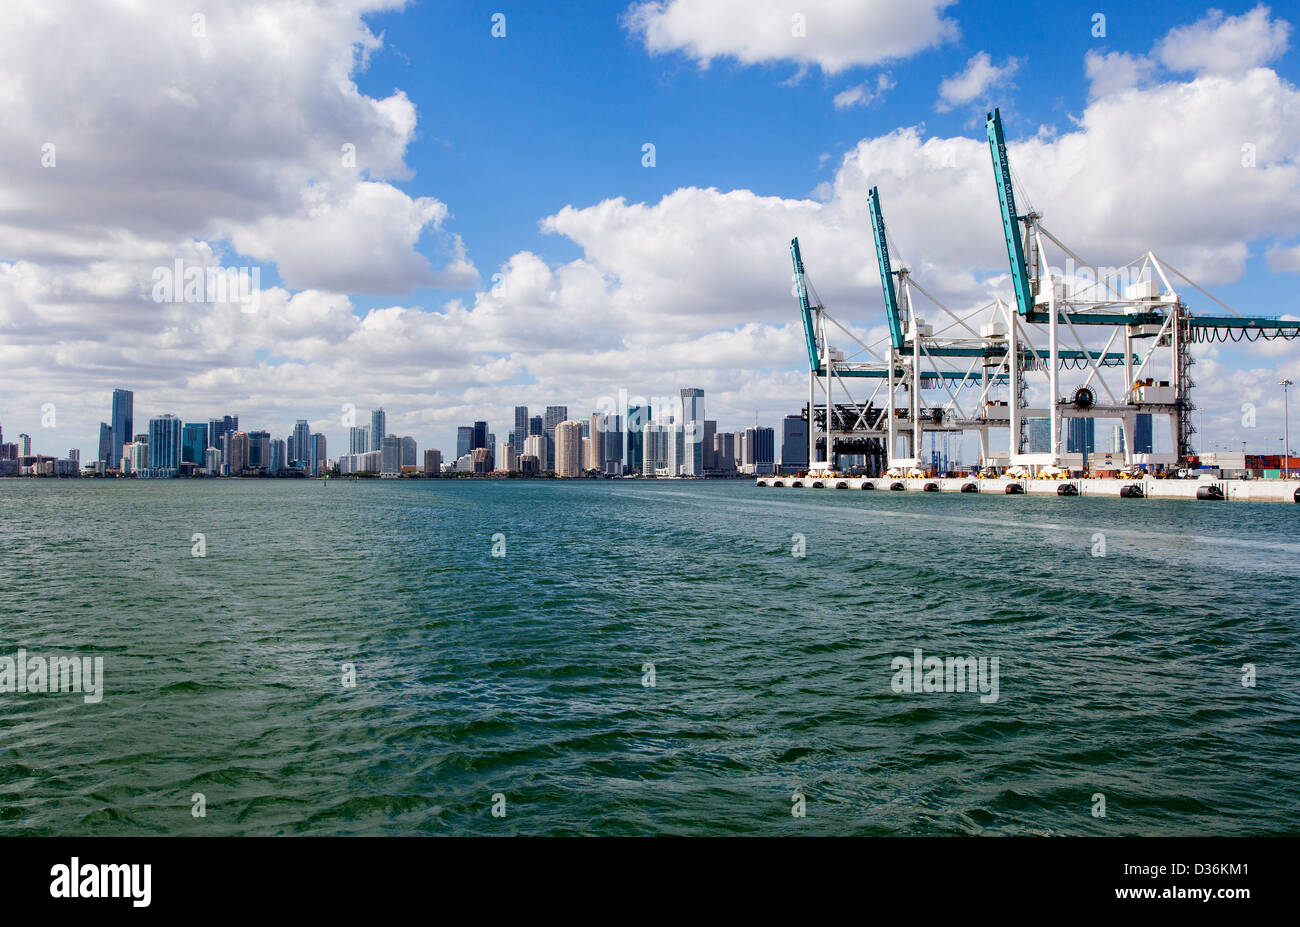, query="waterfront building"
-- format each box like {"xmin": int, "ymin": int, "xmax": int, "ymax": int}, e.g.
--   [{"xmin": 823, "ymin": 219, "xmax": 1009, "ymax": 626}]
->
[
  {"xmin": 369, "ymin": 409, "xmax": 386, "ymax": 452},
  {"xmin": 744, "ymin": 425, "xmax": 775, "ymax": 475},
  {"xmin": 290, "ymin": 420, "xmax": 311, "ymax": 467},
  {"xmin": 401, "ymin": 436, "xmax": 417, "ymax": 468},
  {"xmin": 472, "ymin": 421, "xmax": 488, "ymax": 450},
  {"xmin": 98, "ymin": 422, "xmax": 112, "ymax": 466},
  {"xmin": 703, "ymin": 420, "xmax": 716, "ymax": 470},
  {"xmin": 18, "ymin": 433, "xmax": 32, "ymax": 456},
  {"xmin": 1066, "ymin": 416, "xmax": 1095, "ymax": 459},
  {"xmin": 310, "ymin": 433, "xmax": 327, "ymax": 476},
  {"xmin": 1134, "ymin": 413, "xmax": 1154, "ymax": 454},
  {"xmin": 518, "ymin": 454, "xmax": 539, "ymax": 475},
  {"xmin": 529, "ymin": 415, "xmax": 543, "ymax": 437},
  {"xmin": 269, "ymin": 438, "xmax": 286, "ymax": 473},
  {"xmin": 500, "ymin": 442, "xmax": 516, "ymax": 472},
  {"xmin": 523, "ymin": 434, "xmax": 546, "ymax": 464},
  {"xmin": 456, "ymin": 426, "xmax": 473, "ymax": 459},
  {"xmin": 544, "ymin": 406, "xmax": 567, "ymax": 471},
  {"xmin": 204, "ymin": 446, "xmax": 222, "ymax": 474},
  {"xmin": 1027, "ymin": 417, "xmax": 1050, "ymax": 454},
  {"xmin": 513, "ymin": 406, "xmax": 528, "ymax": 450},
  {"xmin": 228, "ymin": 431, "xmax": 249, "ymax": 475},
  {"xmin": 381, "ymin": 434, "xmax": 402, "ymax": 475},
  {"xmin": 679, "ymin": 389, "xmax": 705, "ymax": 476},
  {"xmin": 349, "ymin": 426, "xmax": 370, "ymax": 454},
  {"xmin": 110, "ymin": 388, "xmax": 133, "ymax": 471},
  {"xmin": 208, "ymin": 415, "xmax": 238, "ymax": 456},
  {"xmin": 247, "ymin": 430, "xmax": 270, "ymax": 470},
  {"xmin": 780, "ymin": 415, "xmax": 808, "ymax": 473},
  {"xmin": 423, "ymin": 448, "xmax": 442, "ymax": 476},
  {"xmin": 554, "ymin": 420, "xmax": 582, "ymax": 477},
  {"xmin": 148, "ymin": 414, "xmax": 183, "ymax": 472},
  {"xmin": 182, "ymin": 423, "xmax": 208, "ymax": 465},
  {"xmin": 603, "ymin": 414, "xmax": 623, "ymax": 474},
  {"xmin": 627, "ymin": 405, "xmax": 648, "ymax": 473}
]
